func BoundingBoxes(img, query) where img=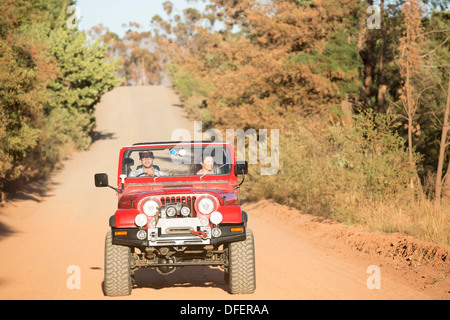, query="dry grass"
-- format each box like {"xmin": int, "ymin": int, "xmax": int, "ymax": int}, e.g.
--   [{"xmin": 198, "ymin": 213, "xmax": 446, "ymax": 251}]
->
[
  {"xmin": 332, "ymin": 195, "xmax": 450, "ymax": 246},
  {"xmin": 243, "ymin": 113, "xmax": 450, "ymax": 246}
]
